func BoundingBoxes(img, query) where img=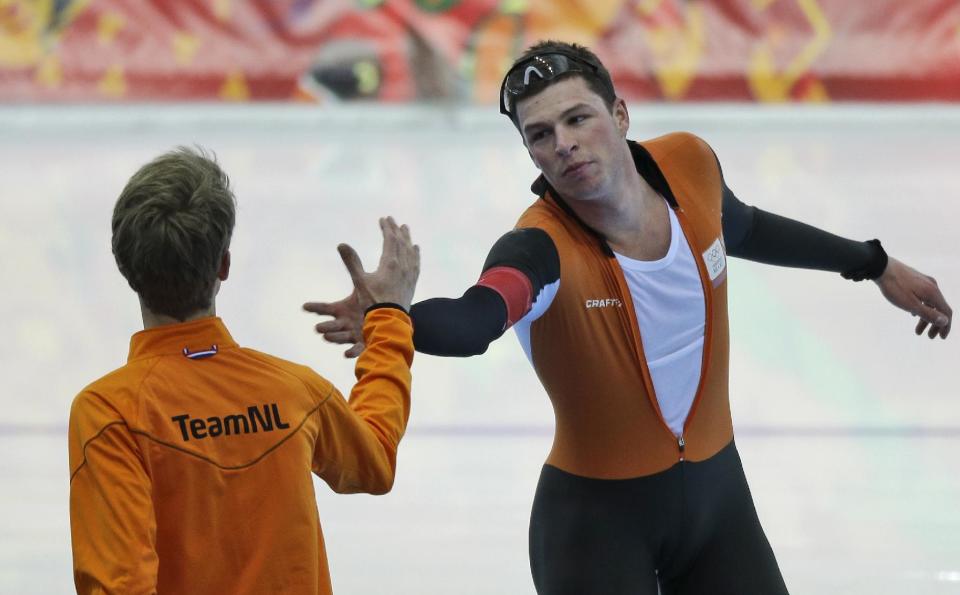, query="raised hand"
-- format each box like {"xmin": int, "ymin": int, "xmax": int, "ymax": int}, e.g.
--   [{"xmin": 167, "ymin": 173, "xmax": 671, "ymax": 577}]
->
[
  {"xmin": 304, "ymin": 217, "xmax": 420, "ymax": 357},
  {"xmin": 875, "ymin": 257, "xmax": 952, "ymax": 339},
  {"xmin": 304, "ymin": 289, "xmax": 365, "ymax": 358}
]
